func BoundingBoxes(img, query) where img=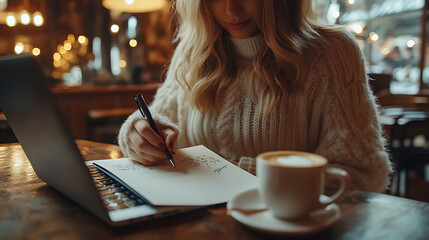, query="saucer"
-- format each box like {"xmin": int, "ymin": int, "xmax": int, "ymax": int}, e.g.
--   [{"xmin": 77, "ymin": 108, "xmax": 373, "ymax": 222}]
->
[{"xmin": 226, "ymin": 188, "xmax": 341, "ymax": 236}]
